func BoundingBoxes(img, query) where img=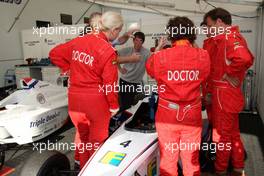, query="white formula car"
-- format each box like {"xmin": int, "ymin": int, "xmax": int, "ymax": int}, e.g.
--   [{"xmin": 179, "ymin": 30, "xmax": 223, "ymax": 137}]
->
[{"xmin": 0, "ymin": 77, "xmax": 68, "ymax": 145}]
